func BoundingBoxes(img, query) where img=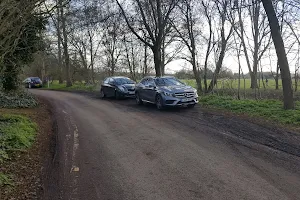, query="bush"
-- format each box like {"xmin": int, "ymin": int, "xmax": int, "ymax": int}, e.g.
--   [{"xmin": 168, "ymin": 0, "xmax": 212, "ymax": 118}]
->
[{"xmin": 0, "ymin": 91, "xmax": 38, "ymax": 108}]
